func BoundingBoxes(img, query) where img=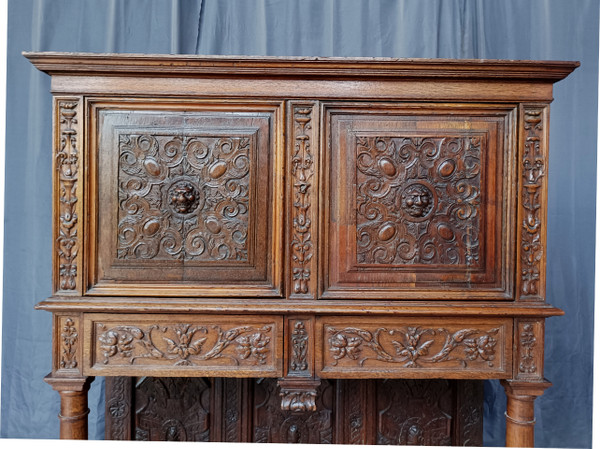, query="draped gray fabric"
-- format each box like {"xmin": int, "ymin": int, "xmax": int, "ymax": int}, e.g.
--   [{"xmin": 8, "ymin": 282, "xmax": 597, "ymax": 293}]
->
[{"xmin": 2, "ymin": 1, "xmax": 597, "ymax": 446}]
